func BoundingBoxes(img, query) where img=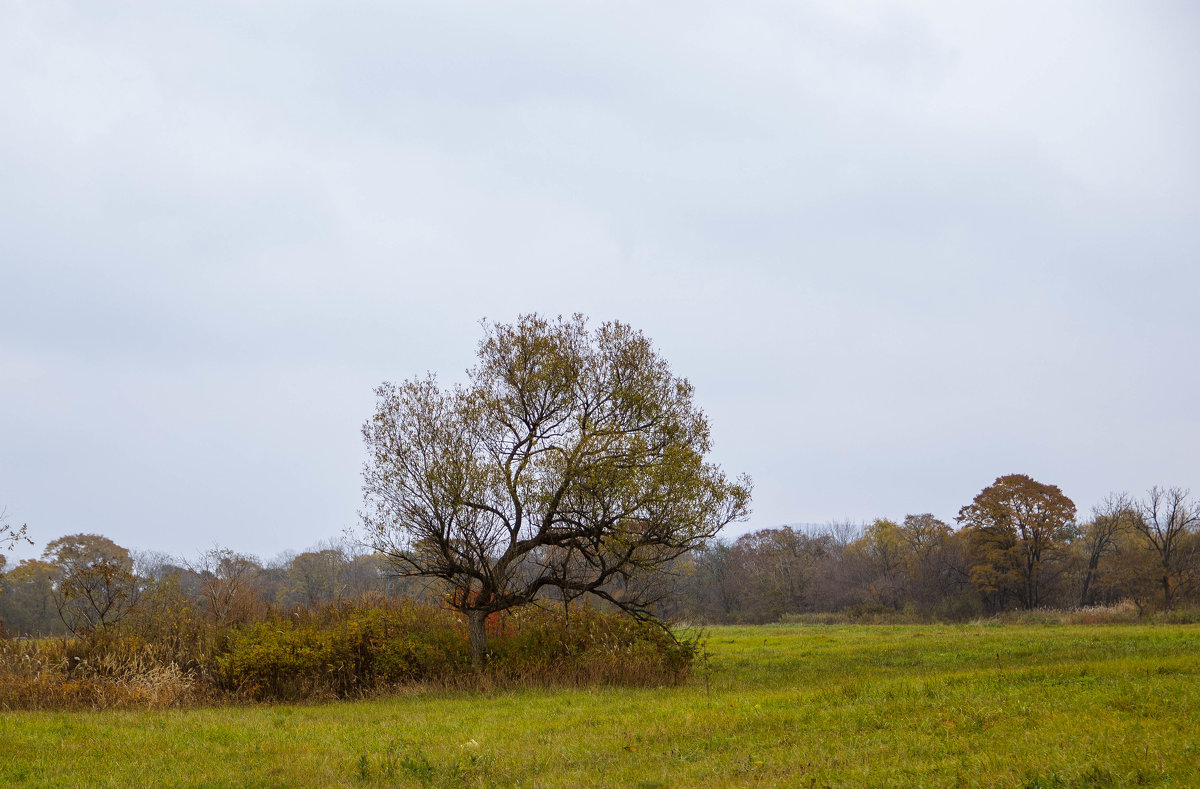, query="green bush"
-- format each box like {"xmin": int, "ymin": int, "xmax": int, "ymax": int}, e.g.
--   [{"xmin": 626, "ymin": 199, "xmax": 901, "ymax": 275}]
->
[
  {"xmin": 485, "ymin": 606, "xmax": 695, "ymax": 685},
  {"xmin": 210, "ymin": 601, "xmax": 692, "ymax": 701},
  {"xmin": 212, "ymin": 602, "xmax": 470, "ymax": 700}
]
